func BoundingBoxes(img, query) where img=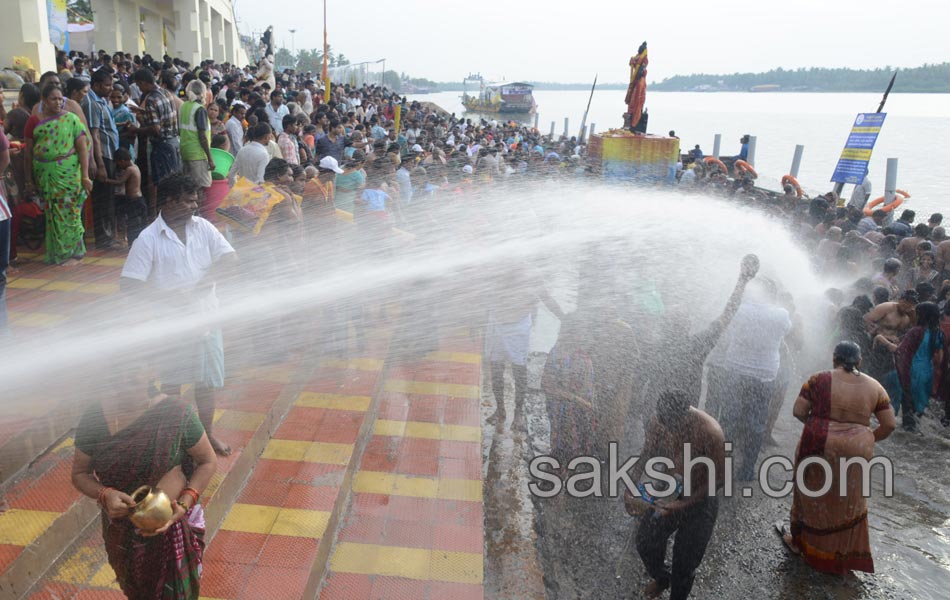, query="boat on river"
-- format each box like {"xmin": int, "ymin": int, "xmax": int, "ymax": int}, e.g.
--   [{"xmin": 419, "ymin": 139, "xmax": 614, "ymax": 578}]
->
[{"xmin": 461, "ymin": 75, "xmax": 537, "ymax": 115}]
